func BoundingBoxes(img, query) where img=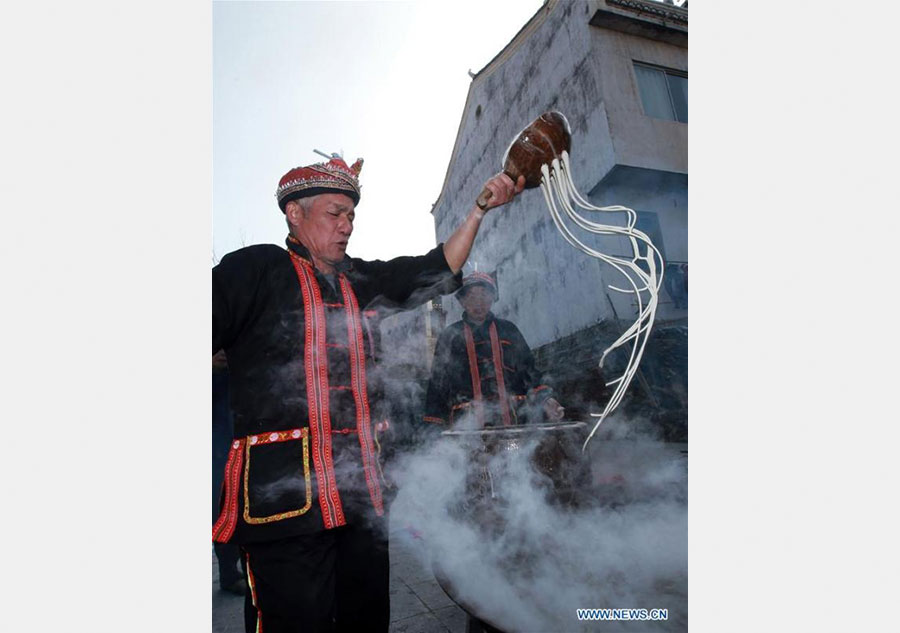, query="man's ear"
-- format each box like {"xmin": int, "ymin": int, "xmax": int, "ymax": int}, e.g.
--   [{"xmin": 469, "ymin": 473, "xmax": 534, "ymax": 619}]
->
[{"xmin": 285, "ymin": 201, "xmax": 300, "ymax": 227}]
